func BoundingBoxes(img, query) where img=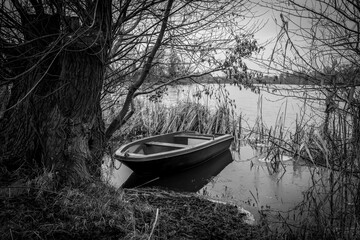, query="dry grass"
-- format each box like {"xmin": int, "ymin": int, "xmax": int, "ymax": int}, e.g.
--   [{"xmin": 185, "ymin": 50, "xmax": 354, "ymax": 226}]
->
[{"xmin": 0, "ymin": 181, "xmax": 261, "ymax": 240}]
